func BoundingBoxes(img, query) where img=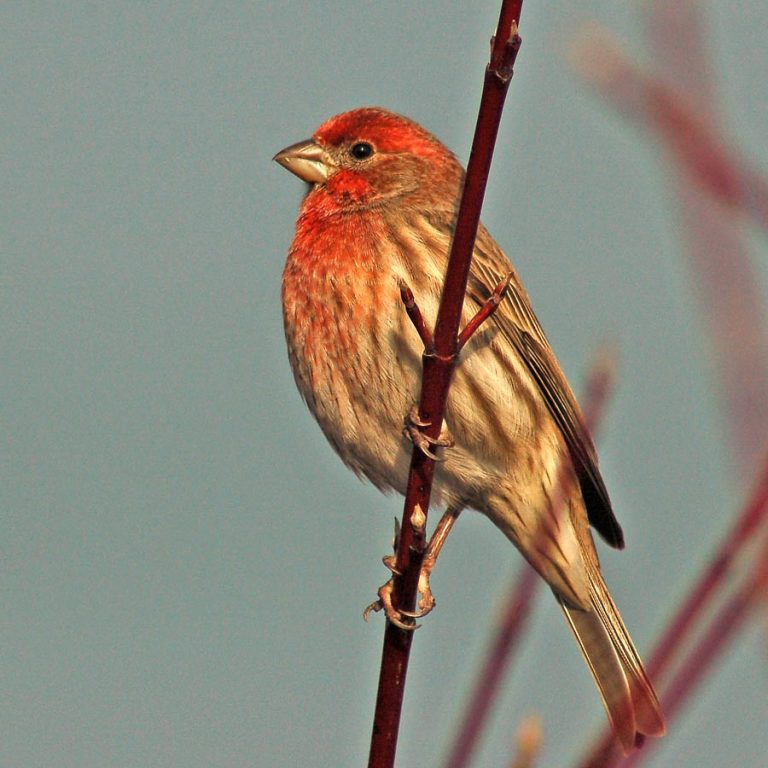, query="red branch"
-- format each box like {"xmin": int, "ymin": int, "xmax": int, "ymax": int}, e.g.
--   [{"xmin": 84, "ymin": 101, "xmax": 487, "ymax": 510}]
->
[
  {"xmin": 367, "ymin": 3, "xmax": 524, "ymax": 767},
  {"xmin": 400, "ymin": 284, "xmax": 435, "ymax": 351},
  {"xmin": 442, "ymin": 565, "xmax": 539, "ymax": 768},
  {"xmin": 570, "ymin": 22, "xmax": 768, "ymax": 478},
  {"xmin": 577, "ymin": 454, "xmax": 768, "ymax": 768},
  {"xmin": 458, "ymin": 273, "xmax": 513, "ymax": 350},
  {"xmin": 622, "ymin": 534, "xmax": 768, "ymax": 768},
  {"xmin": 645, "ymin": 456, "xmax": 768, "ymax": 685},
  {"xmin": 573, "ymin": 8, "xmax": 768, "ymax": 762}
]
